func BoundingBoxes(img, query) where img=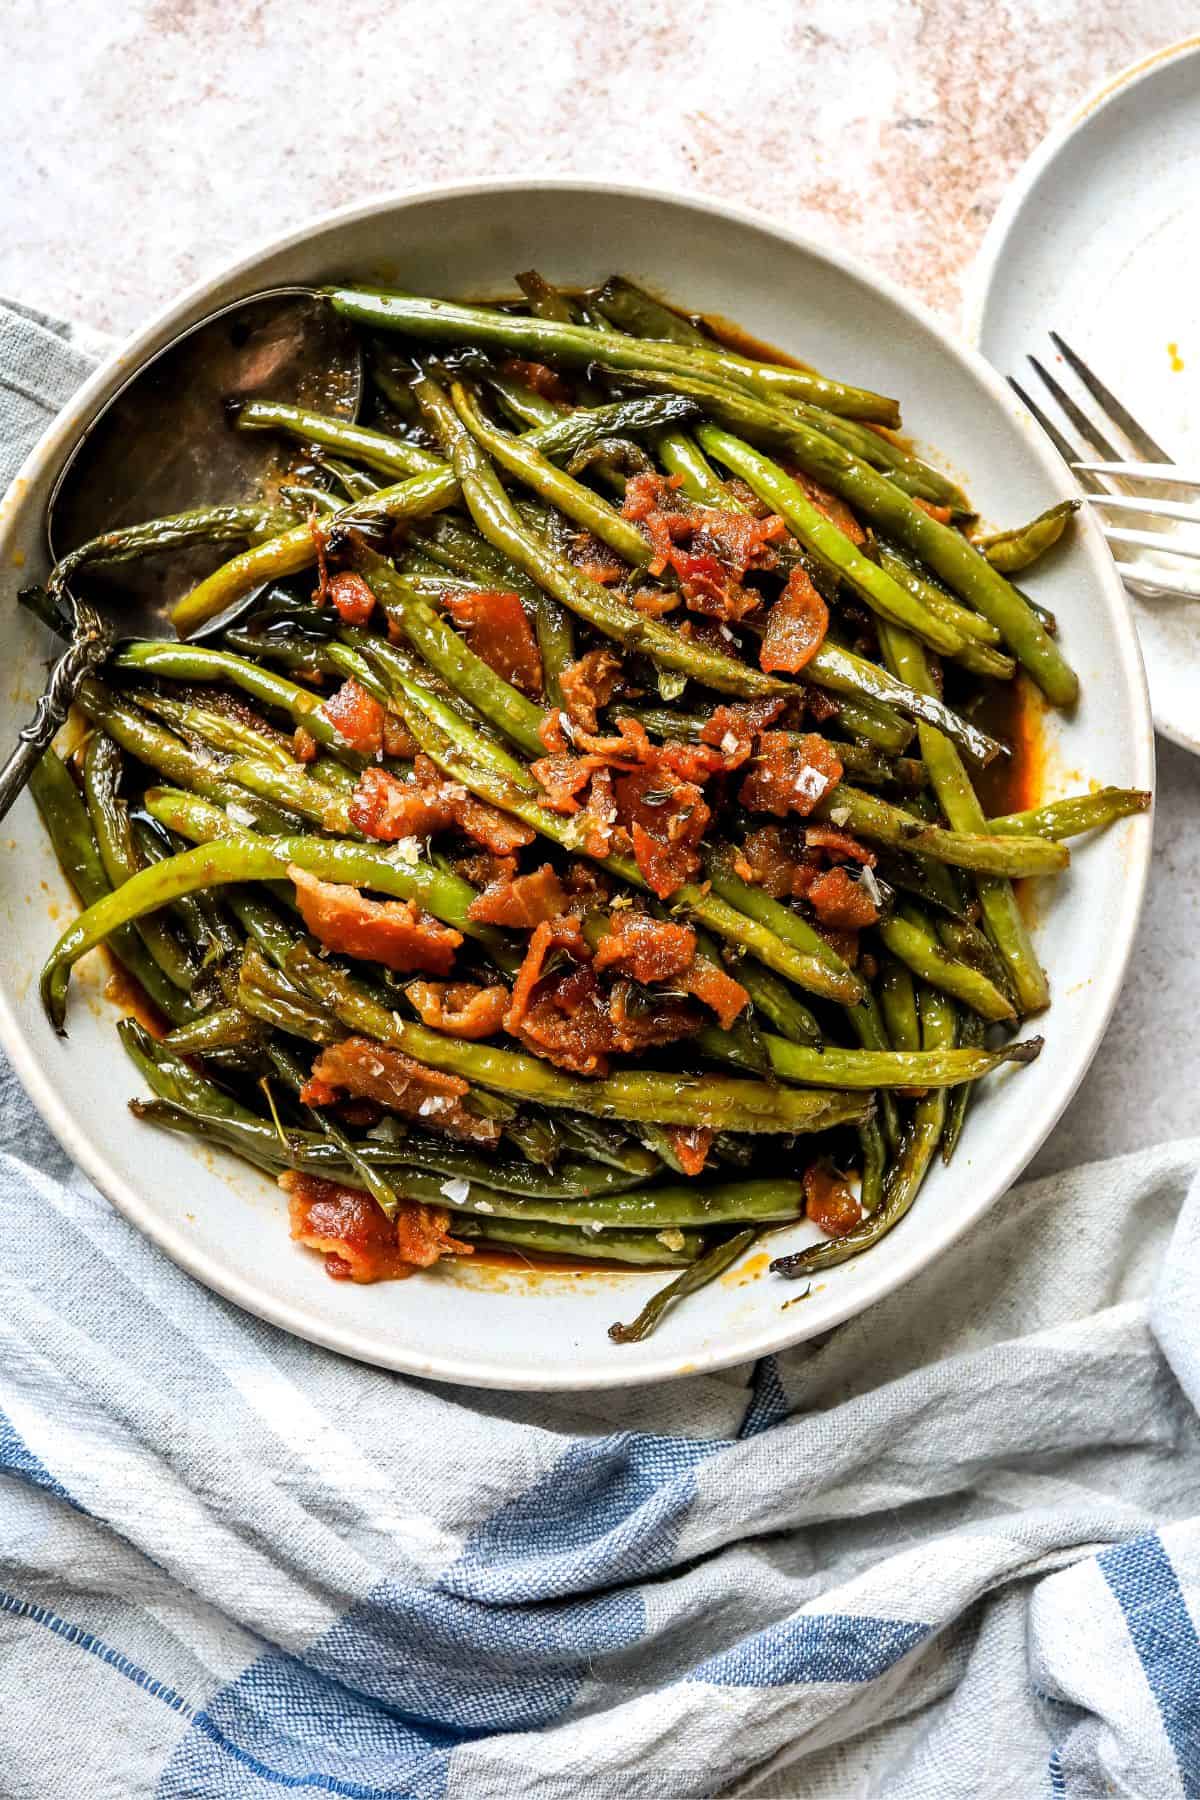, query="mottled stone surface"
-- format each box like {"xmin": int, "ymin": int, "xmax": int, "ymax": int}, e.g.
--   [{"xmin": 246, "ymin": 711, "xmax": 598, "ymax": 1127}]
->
[{"xmin": 0, "ymin": 6, "xmax": 1195, "ymax": 1165}]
